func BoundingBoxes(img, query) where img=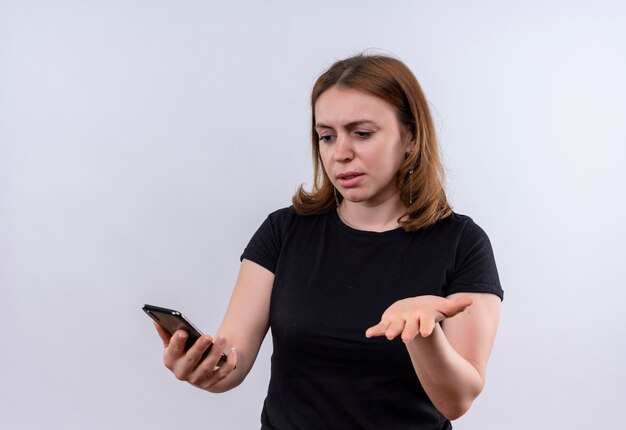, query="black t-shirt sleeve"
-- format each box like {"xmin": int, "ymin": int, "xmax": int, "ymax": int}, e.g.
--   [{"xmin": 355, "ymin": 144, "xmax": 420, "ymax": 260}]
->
[
  {"xmin": 240, "ymin": 209, "xmax": 286, "ymax": 274},
  {"xmin": 445, "ymin": 218, "xmax": 504, "ymax": 300}
]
